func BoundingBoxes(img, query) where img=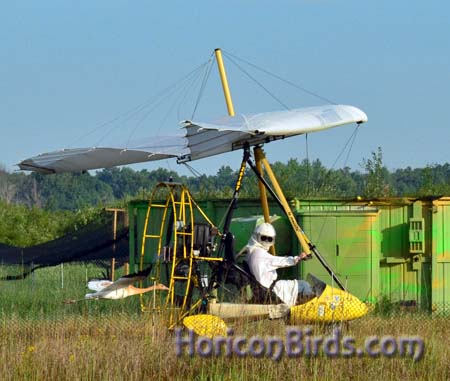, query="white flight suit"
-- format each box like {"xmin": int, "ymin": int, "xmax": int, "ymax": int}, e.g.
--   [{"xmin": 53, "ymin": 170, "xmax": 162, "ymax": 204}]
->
[
  {"xmin": 245, "ymin": 224, "xmax": 314, "ymax": 307},
  {"xmin": 247, "ymin": 245, "xmax": 299, "ymax": 306}
]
